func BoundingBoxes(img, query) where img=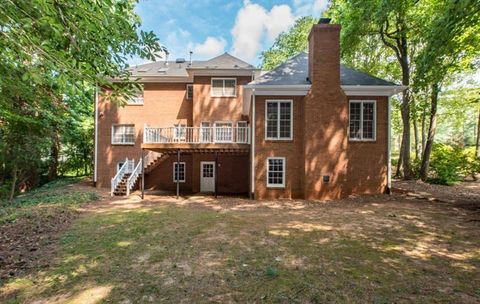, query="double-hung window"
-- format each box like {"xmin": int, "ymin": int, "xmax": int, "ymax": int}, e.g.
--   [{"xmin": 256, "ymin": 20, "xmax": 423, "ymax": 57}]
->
[
  {"xmin": 173, "ymin": 162, "xmax": 186, "ymax": 182},
  {"xmin": 349, "ymin": 100, "xmax": 376, "ymax": 141},
  {"xmin": 127, "ymin": 87, "xmax": 144, "ymax": 105},
  {"xmin": 211, "ymin": 78, "xmax": 236, "ymax": 97},
  {"xmin": 112, "ymin": 124, "xmax": 135, "ymax": 144},
  {"xmin": 186, "ymin": 84, "xmax": 193, "ymax": 100},
  {"xmin": 267, "ymin": 157, "xmax": 285, "ymax": 188},
  {"xmin": 266, "ymin": 100, "xmax": 292, "ymax": 140},
  {"xmin": 173, "ymin": 124, "xmax": 186, "ymax": 141}
]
